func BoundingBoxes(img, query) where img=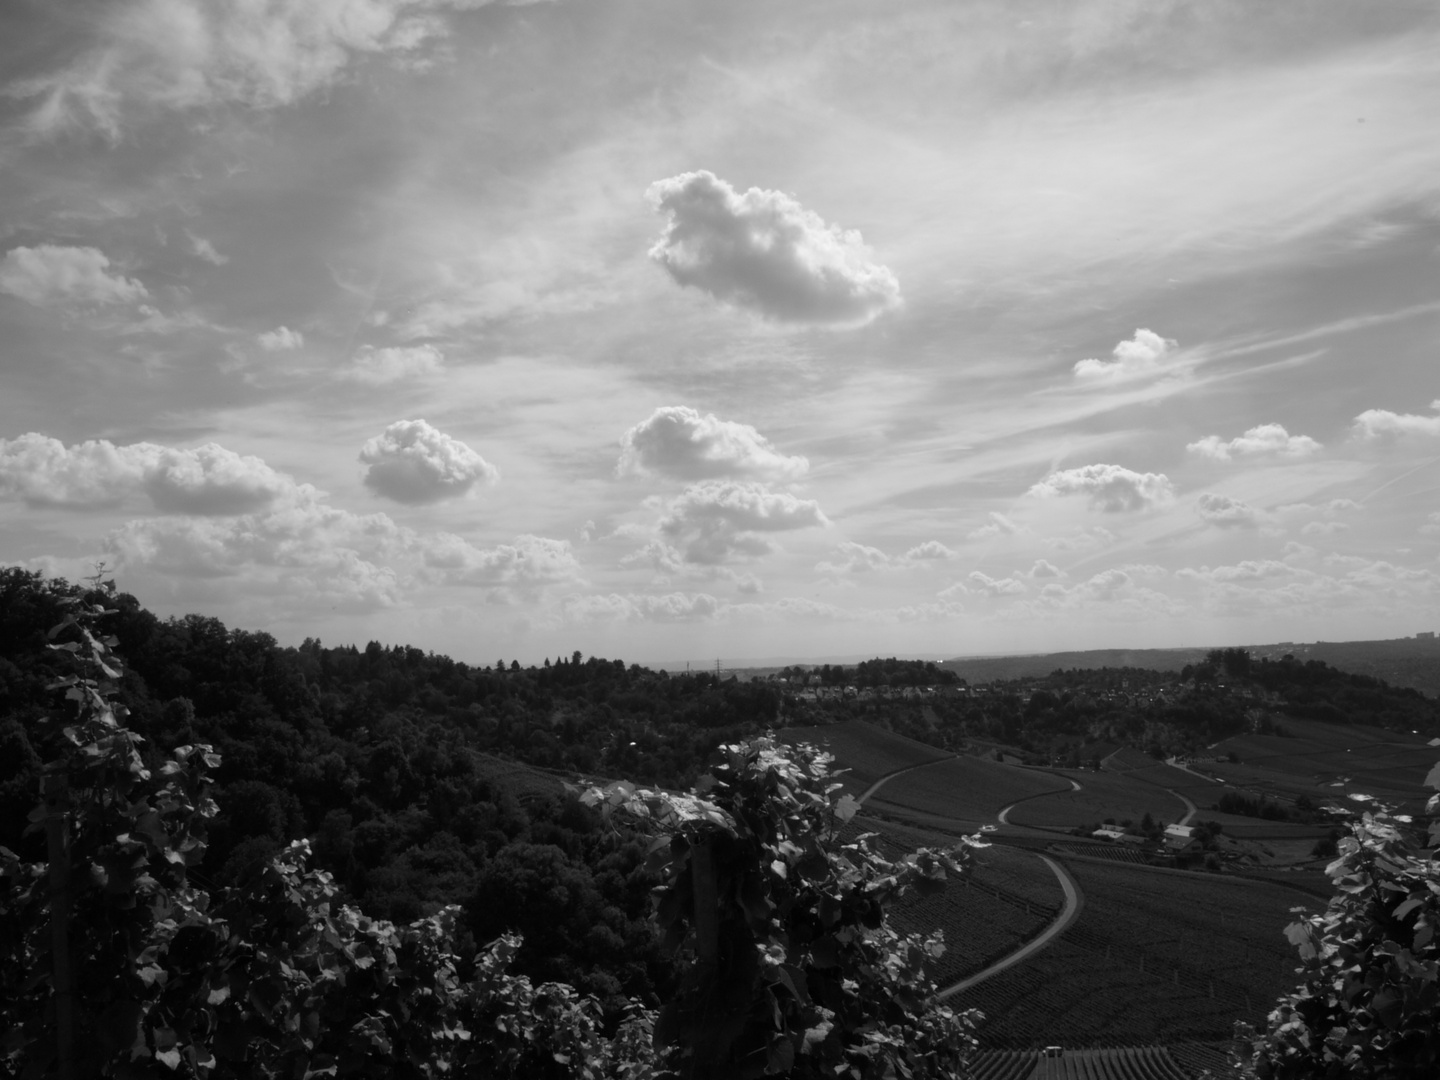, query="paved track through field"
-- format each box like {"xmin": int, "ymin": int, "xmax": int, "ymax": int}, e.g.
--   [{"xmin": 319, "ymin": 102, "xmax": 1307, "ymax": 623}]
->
[
  {"xmin": 855, "ymin": 754, "xmax": 957, "ymax": 804},
  {"xmin": 1170, "ymin": 788, "xmax": 1198, "ymax": 826},
  {"xmin": 997, "ymin": 776, "xmax": 1081, "ymax": 824},
  {"xmin": 934, "ymin": 854, "xmax": 1082, "ymax": 1001}
]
